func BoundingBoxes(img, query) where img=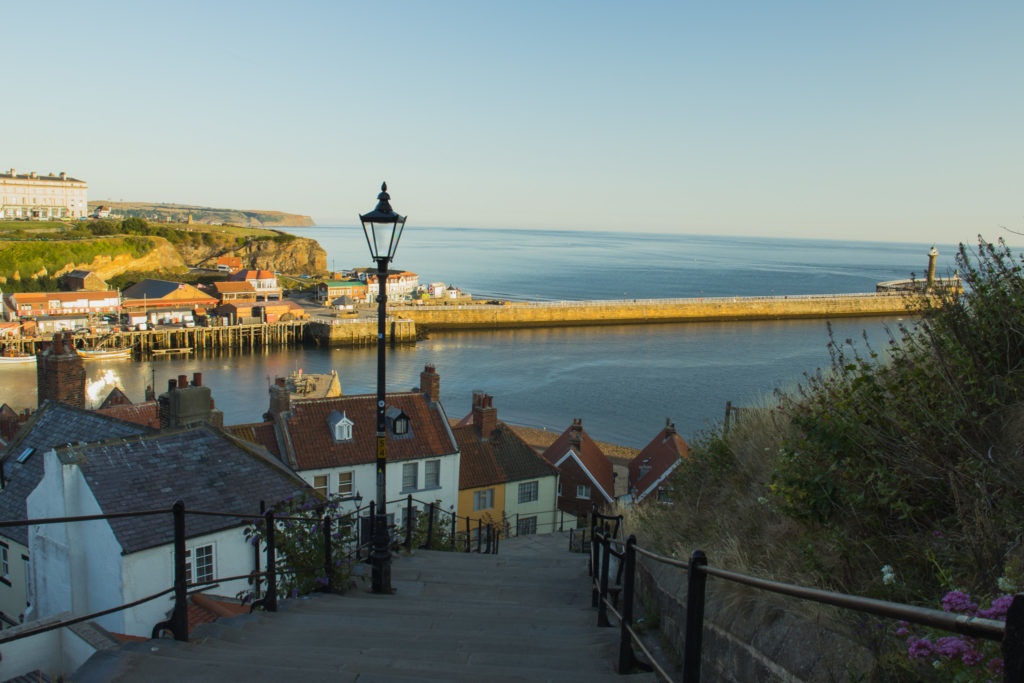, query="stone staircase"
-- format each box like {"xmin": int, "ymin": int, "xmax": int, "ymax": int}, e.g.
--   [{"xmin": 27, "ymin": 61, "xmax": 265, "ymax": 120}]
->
[{"xmin": 72, "ymin": 532, "xmax": 658, "ymax": 682}]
